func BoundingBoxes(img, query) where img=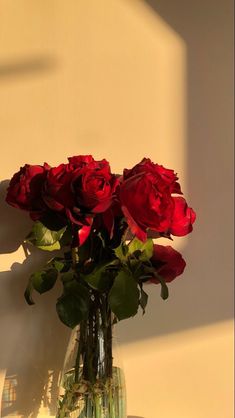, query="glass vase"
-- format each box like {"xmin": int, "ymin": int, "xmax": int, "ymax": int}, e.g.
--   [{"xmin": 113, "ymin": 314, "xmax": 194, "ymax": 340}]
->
[{"xmin": 56, "ymin": 306, "xmax": 126, "ymax": 418}]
